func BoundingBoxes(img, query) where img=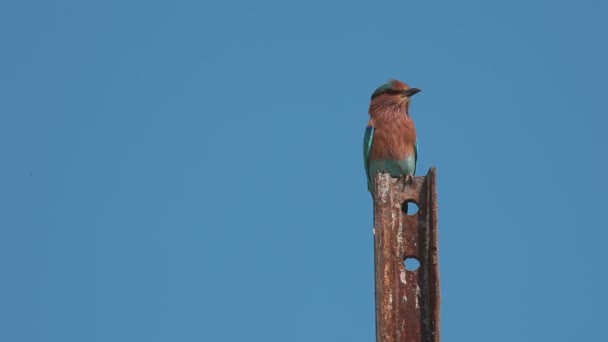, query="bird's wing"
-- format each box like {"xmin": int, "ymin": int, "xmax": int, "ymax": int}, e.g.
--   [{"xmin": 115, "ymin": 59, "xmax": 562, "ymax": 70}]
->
[
  {"xmin": 363, "ymin": 125, "xmax": 375, "ymax": 191},
  {"xmin": 414, "ymin": 139, "xmax": 418, "ymax": 175}
]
